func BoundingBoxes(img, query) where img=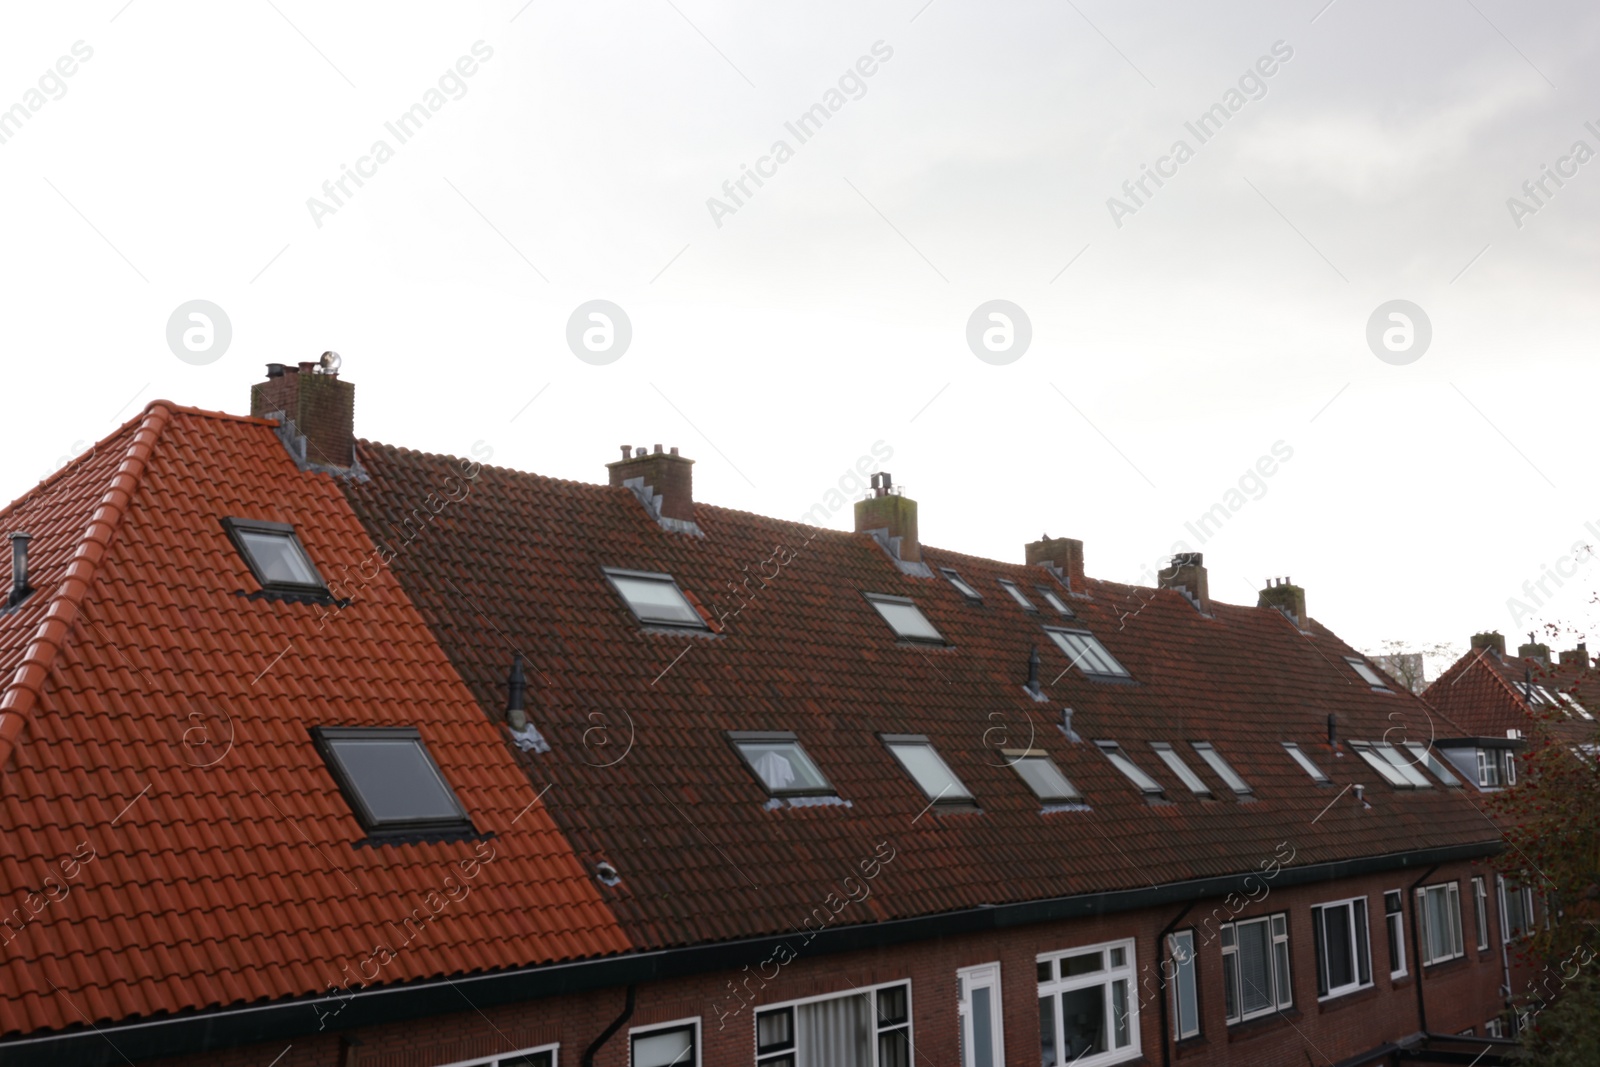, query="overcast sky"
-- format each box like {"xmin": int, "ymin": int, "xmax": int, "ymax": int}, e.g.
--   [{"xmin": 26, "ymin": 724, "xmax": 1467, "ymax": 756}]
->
[{"xmin": 2, "ymin": 0, "xmax": 1597, "ymax": 675}]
